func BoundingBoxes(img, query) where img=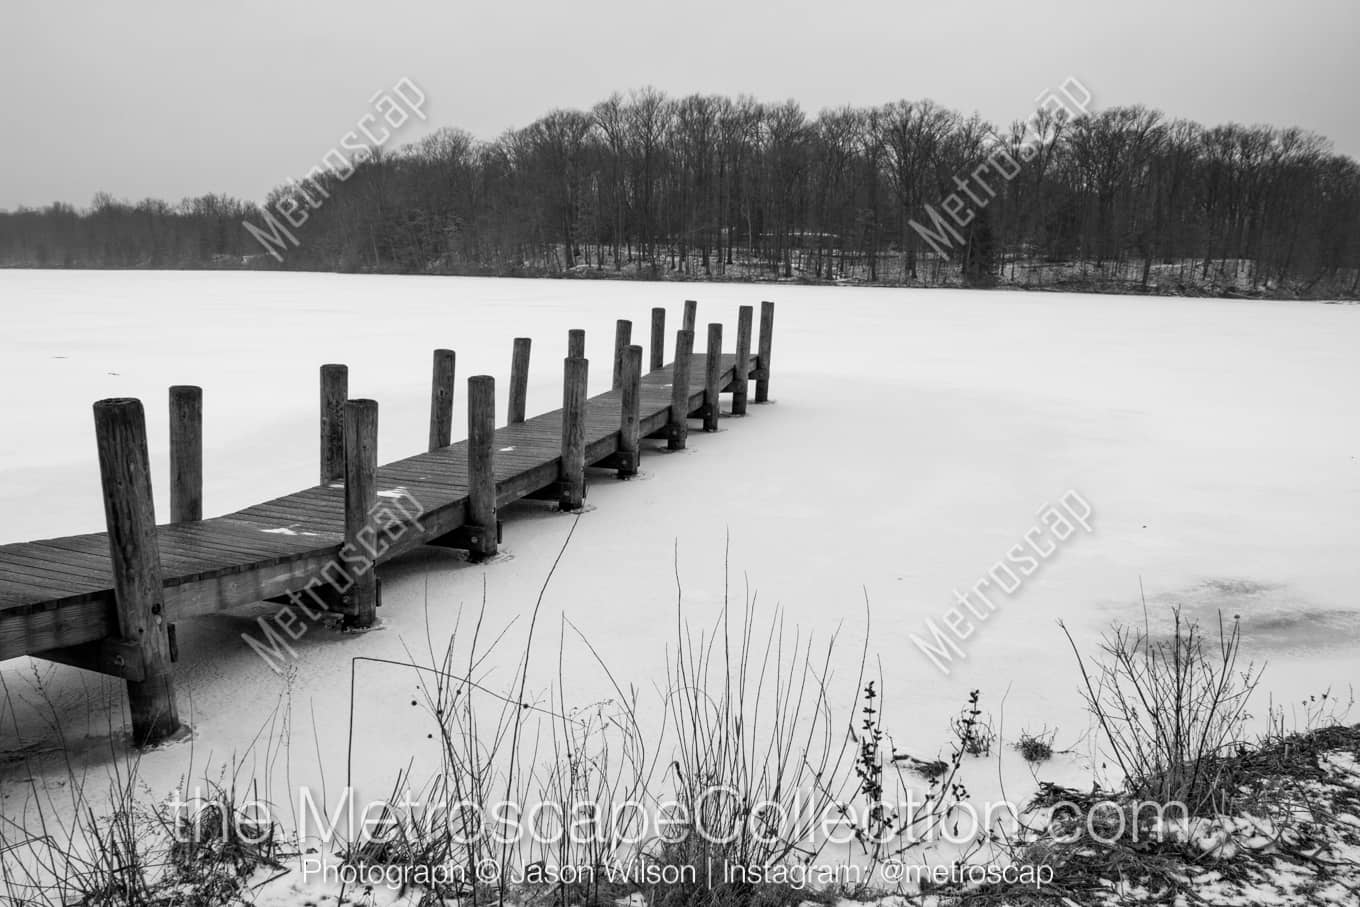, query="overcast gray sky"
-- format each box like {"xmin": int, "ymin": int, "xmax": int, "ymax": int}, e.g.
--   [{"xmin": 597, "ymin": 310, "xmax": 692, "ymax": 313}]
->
[{"xmin": 2, "ymin": 0, "xmax": 1356, "ymax": 210}]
